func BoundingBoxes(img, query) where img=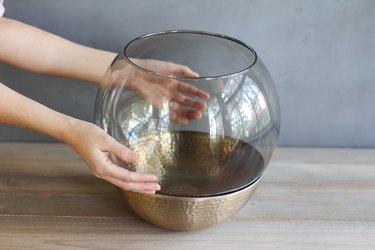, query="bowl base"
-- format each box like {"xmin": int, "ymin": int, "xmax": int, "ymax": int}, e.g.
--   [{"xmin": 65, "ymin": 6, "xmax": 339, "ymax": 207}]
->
[{"xmin": 119, "ymin": 177, "xmax": 261, "ymax": 231}]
